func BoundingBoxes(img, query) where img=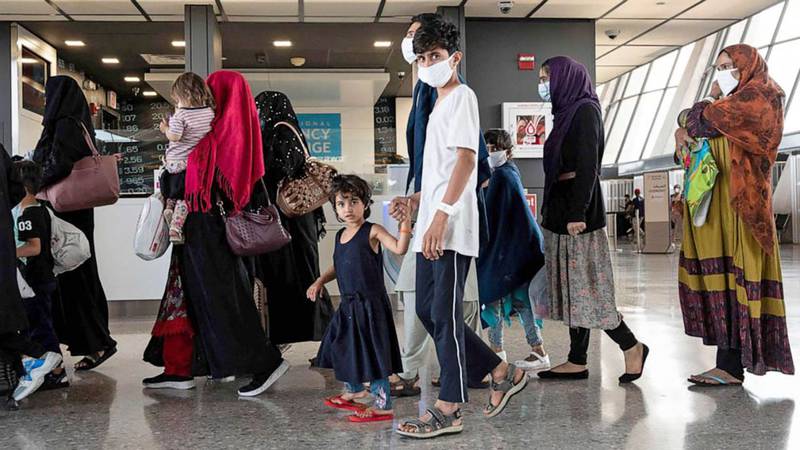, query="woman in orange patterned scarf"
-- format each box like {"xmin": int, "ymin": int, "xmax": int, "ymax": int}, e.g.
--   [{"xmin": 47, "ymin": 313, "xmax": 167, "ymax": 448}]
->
[{"xmin": 674, "ymin": 44, "xmax": 794, "ymax": 386}]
